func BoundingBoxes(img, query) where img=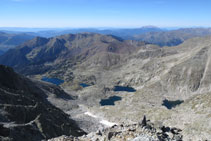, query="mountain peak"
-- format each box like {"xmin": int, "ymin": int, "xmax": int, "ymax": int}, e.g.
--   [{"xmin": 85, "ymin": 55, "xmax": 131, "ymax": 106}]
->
[{"xmin": 25, "ymin": 36, "xmax": 49, "ymax": 47}]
